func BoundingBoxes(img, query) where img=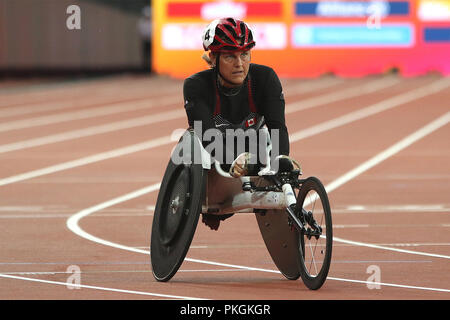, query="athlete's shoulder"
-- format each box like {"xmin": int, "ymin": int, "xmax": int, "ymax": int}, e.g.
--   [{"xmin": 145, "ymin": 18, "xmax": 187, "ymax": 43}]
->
[
  {"xmin": 249, "ymin": 63, "xmax": 281, "ymax": 90},
  {"xmin": 183, "ymin": 69, "xmax": 214, "ymax": 95},
  {"xmin": 184, "ymin": 69, "xmax": 214, "ymax": 85},
  {"xmin": 249, "ymin": 63, "xmax": 277, "ymax": 77},
  {"xmin": 249, "ymin": 64, "xmax": 280, "ymax": 85}
]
